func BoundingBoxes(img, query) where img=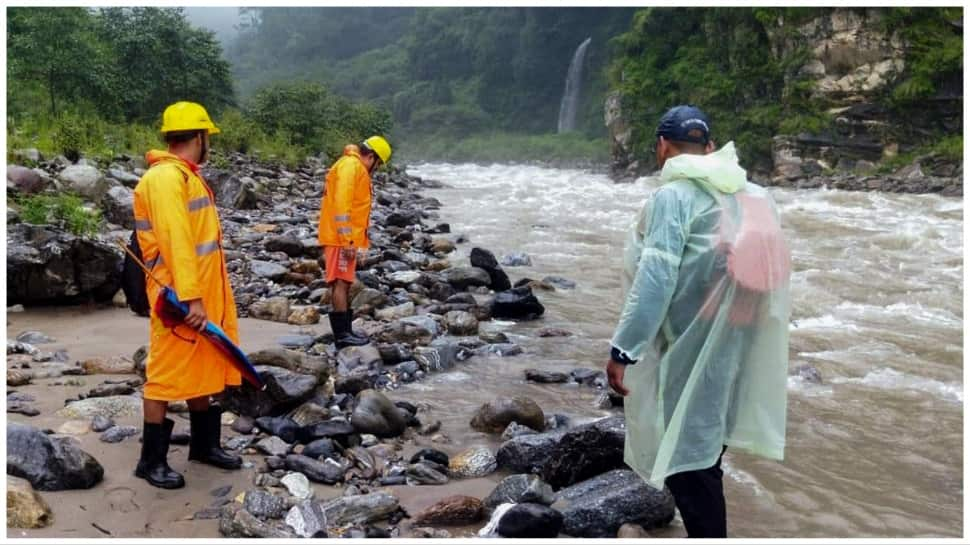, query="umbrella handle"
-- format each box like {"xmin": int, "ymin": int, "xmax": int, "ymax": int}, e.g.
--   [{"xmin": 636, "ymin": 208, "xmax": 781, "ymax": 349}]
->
[{"xmin": 115, "ymin": 238, "xmax": 168, "ymax": 289}]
